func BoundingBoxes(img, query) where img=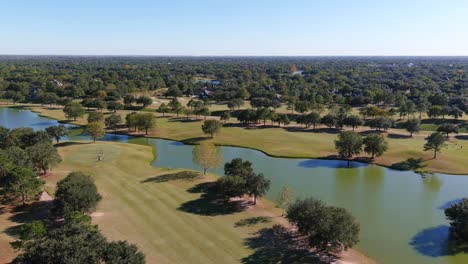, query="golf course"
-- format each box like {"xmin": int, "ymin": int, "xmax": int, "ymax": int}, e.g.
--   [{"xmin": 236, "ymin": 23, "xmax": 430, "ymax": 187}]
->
[{"xmin": 21, "ymin": 103, "xmax": 468, "ymax": 175}]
